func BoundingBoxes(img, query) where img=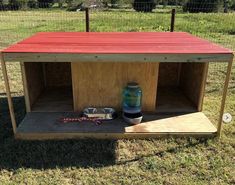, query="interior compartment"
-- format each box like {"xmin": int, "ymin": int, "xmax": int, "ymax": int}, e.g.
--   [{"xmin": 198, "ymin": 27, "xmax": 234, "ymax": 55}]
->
[
  {"xmin": 156, "ymin": 62, "xmax": 207, "ymax": 113},
  {"xmin": 24, "ymin": 62, "xmax": 73, "ymax": 112},
  {"xmin": 24, "ymin": 62, "xmax": 207, "ymax": 114}
]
